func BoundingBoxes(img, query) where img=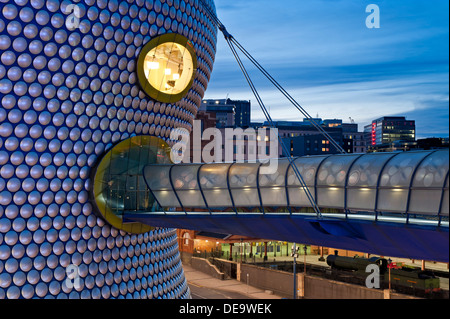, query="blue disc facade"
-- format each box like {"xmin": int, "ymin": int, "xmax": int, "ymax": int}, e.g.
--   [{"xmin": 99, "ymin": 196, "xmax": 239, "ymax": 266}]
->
[{"xmin": 0, "ymin": 0, "xmax": 217, "ymax": 299}]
